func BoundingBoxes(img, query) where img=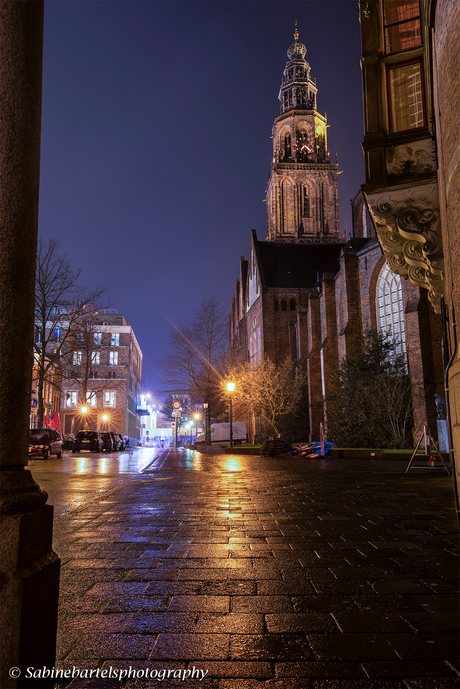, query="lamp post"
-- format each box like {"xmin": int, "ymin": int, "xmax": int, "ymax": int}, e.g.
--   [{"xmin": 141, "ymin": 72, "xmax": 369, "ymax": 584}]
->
[
  {"xmin": 80, "ymin": 405, "xmax": 89, "ymax": 430},
  {"xmin": 101, "ymin": 413, "xmax": 109, "ymax": 432},
  {"xmin": 226, "ymin": 382, "xmax": 235, "ymax": 448},
  {"xmin": 194, "ymin": 413, "xmax": 200, "ymax": 444},
  {"xmin": 203, "ymin": 402, "xmax": 210, "ymax": 446}
]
